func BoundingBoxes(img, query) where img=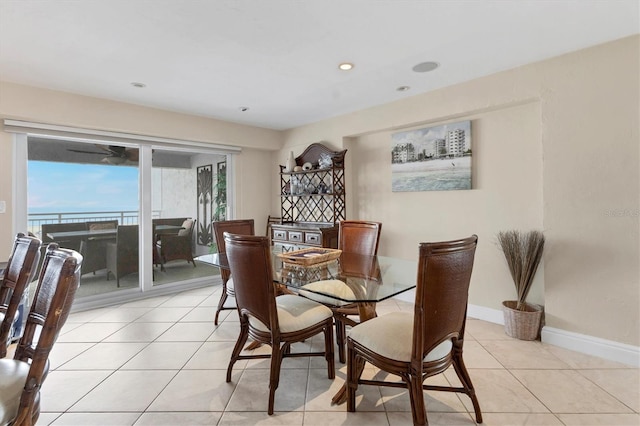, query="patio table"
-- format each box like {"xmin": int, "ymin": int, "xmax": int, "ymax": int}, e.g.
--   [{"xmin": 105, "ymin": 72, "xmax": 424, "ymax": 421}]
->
[{"xmin": 46, "ymin": 224, "xmax": 183, "ymax": 241}]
